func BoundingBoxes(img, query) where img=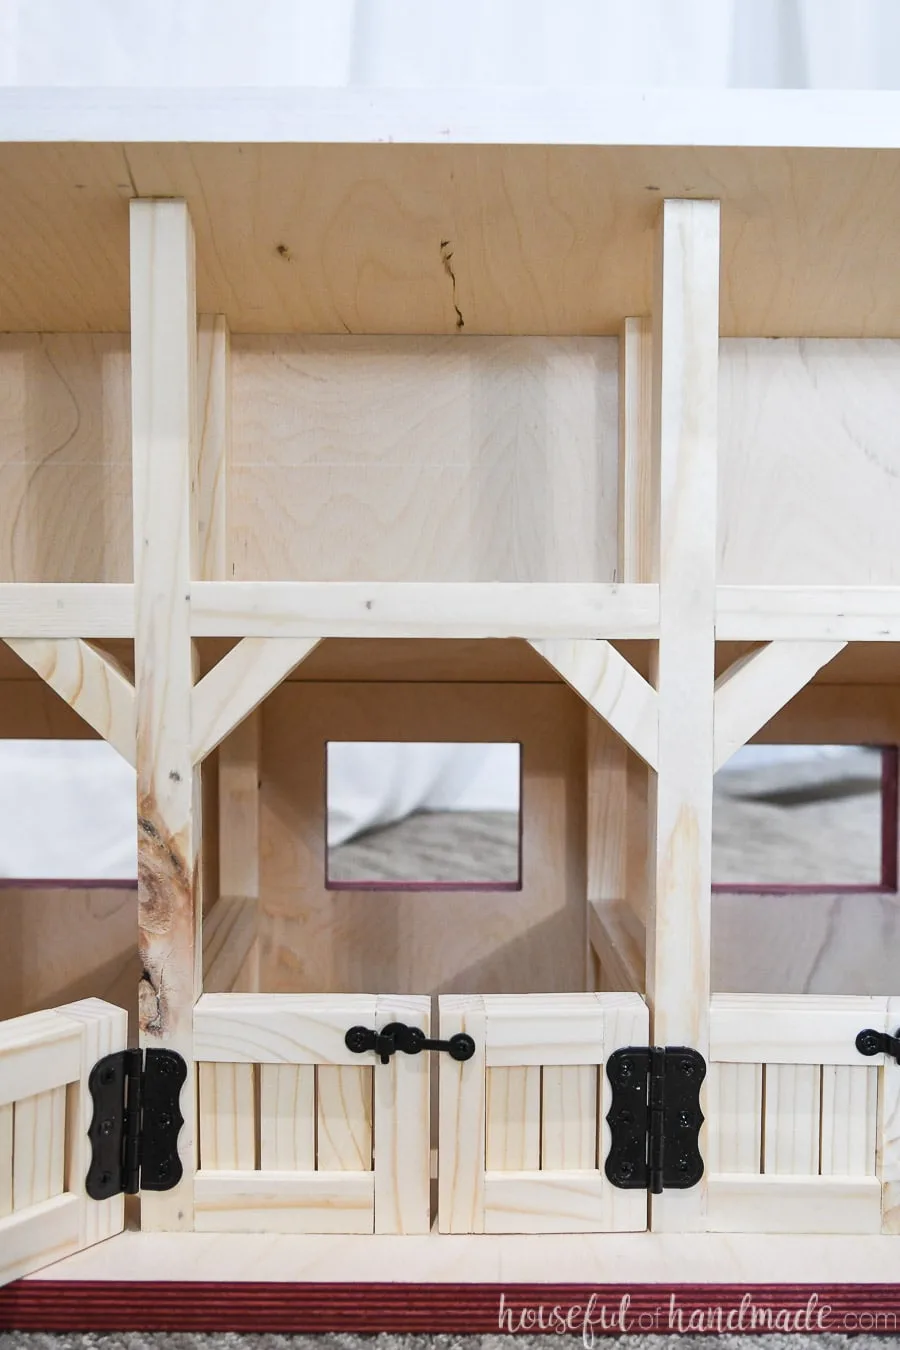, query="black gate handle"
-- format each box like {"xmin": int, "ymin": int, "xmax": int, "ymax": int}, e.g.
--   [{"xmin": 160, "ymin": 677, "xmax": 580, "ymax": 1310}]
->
[
  {"xmin": 345, "ymin": 1021, "xmax": 475, "ymax": 1064},
  {"xmin": 856, "ymin": 1027, "xmax": 900, "ymax": 1064}
]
